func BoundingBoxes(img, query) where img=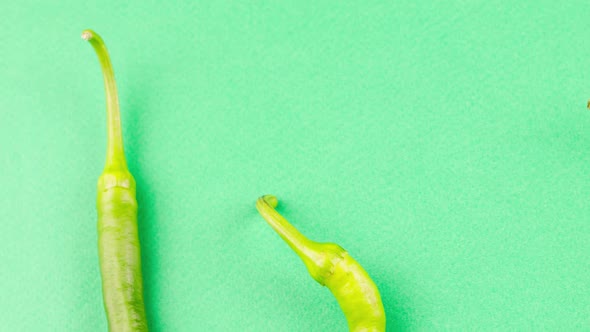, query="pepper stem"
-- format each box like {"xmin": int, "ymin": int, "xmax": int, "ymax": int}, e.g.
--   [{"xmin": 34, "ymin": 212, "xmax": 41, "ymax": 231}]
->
[
  {"xmin": 256, "ymin": 195, "xmax": 313, "ymax": 257},
  {"xmin": 256, "ymin": 195, "xmax": 348, "ymax": 285},
  {"xmin": 82, "ymin": 29, "xmax": 127, "ymax": 171}
]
